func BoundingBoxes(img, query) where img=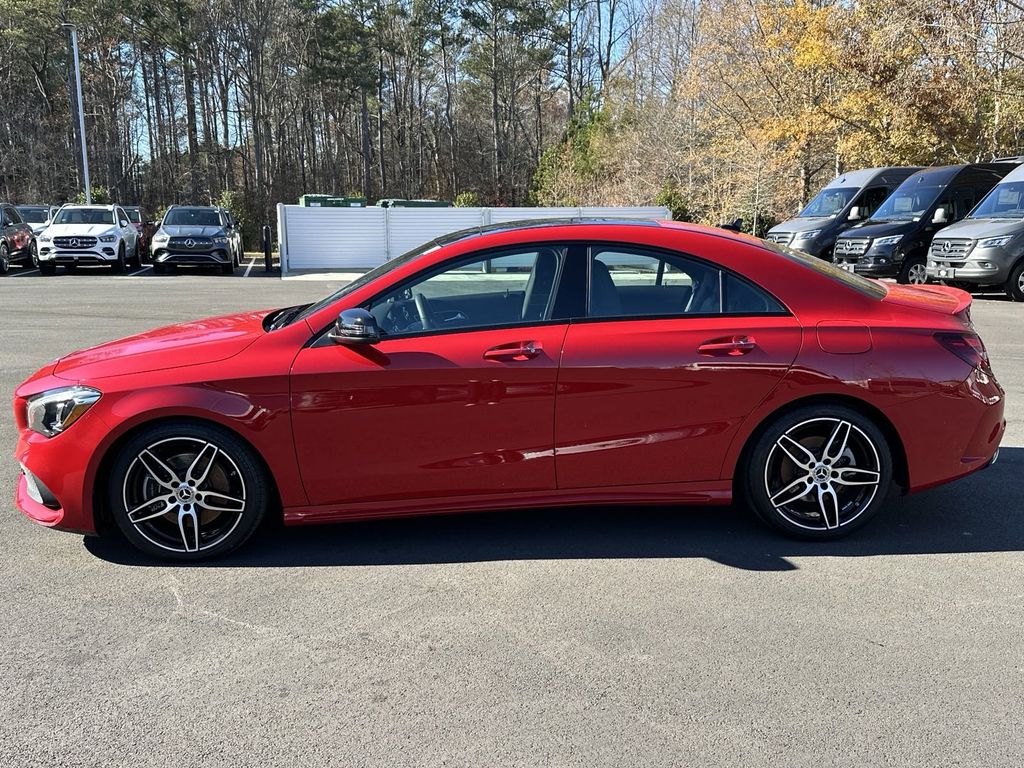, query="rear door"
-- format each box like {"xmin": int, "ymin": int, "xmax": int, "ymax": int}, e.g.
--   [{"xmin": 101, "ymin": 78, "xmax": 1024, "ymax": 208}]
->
[{"xmin": 554, "ymin": 245, "xmax": 802, "ymax": 489}]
